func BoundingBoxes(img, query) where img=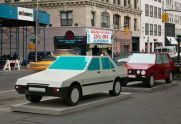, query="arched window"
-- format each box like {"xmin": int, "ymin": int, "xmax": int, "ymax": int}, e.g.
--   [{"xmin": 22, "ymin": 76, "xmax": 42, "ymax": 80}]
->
[
  {"xmin": 113, "ymin": 14, "xmax": 120, "ymax": 29},
  {"xmin": 124, "ymin": 16, "xmax": 131, "ymax": 29},
  {"xmin": 101, "ymin": 12, "xmax": 110, "ymax": 28}
]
